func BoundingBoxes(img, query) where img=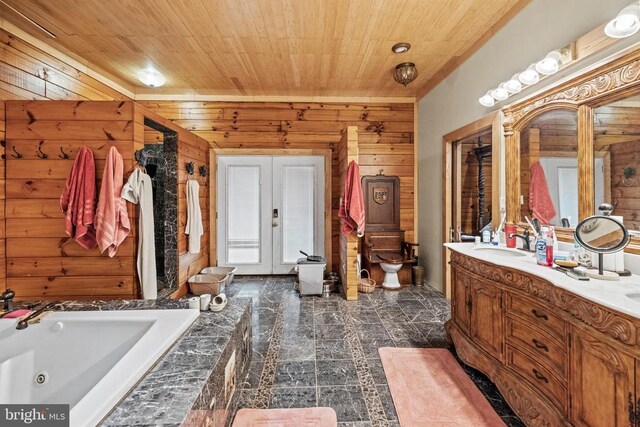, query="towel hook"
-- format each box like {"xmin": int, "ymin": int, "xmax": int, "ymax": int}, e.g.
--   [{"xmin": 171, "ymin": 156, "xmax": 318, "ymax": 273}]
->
[
  {"xmin": 36, "ymin": 143, "xmax": 48, "ymax": 159},
  {"xmin": 10, "ymin": 146, "xmax": 22, "ymax": 159},
  {"xmin": 199, "ymin": 165, "xmax": 207, "ymax": 177},
  {"xmin": 186, "ymin": 161, "xmax": 195, "ymax": 175},
  {"xmin": 58, "ymin": 147, "xmax": 70, "ymax": 159}
]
